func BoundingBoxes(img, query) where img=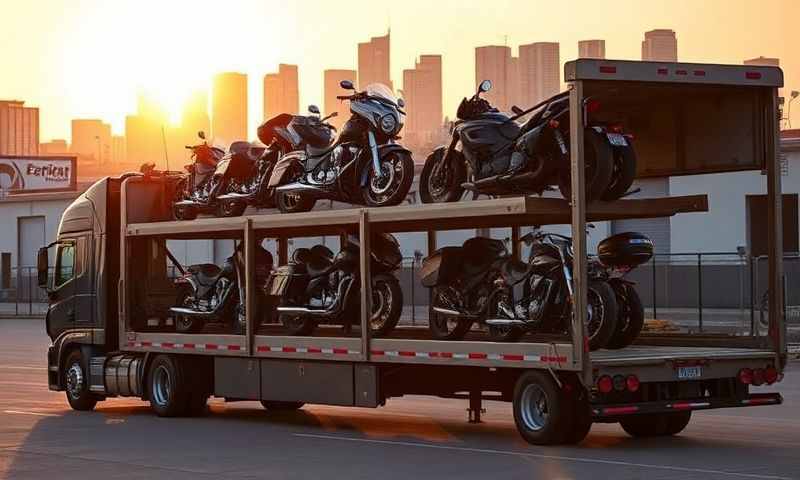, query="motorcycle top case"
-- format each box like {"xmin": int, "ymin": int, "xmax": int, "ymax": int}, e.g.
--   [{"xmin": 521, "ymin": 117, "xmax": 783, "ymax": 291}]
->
[
  {"xmin": 597, "ymin": 232, "xmax": 653, "ymax": 268},
  {"xmin": 420, "ymin": 246, "xmax": 462, "ymax": 287}
]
